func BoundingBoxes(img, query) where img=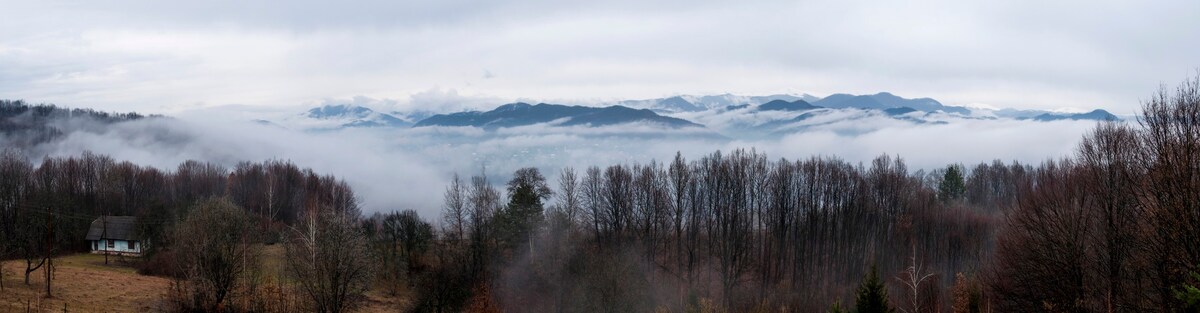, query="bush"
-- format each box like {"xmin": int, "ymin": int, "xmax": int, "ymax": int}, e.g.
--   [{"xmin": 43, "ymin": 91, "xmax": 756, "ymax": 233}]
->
[{"xmin": 137, "ymin": 249, "xmax": 182, "ymax": 278}]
